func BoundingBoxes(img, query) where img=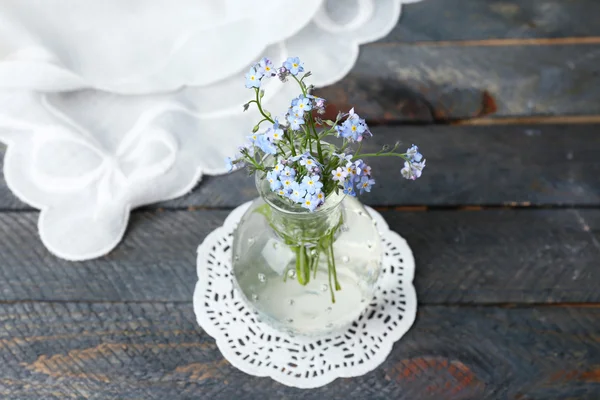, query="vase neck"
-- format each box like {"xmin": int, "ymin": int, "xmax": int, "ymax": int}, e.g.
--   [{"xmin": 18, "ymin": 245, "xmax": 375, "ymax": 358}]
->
[
  {"xmin": 255, "ymin": 171, "xmax": 345, "ymax": 244},
  {"xmin": 266, "ymin": 201, "xmax": 344, "ymax": 244}
]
